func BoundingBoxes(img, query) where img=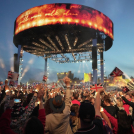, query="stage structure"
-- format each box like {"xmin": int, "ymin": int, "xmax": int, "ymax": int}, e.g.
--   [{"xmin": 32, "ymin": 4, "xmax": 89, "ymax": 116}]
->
[{"xmin": 13, "ymin": 3, "xmax": 114, "ymax": 84}]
